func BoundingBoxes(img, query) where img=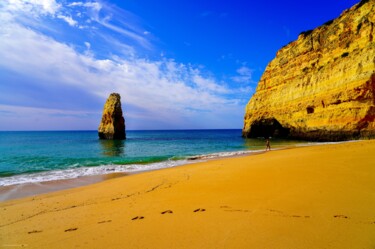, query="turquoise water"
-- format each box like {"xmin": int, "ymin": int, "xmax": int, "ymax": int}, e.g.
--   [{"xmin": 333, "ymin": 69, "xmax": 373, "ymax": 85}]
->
[{"xmin": 0, "ymin": 130, "xmax": 308, "ymax": 186}]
